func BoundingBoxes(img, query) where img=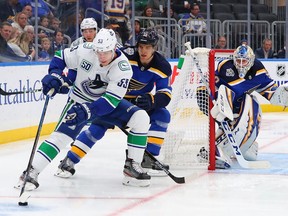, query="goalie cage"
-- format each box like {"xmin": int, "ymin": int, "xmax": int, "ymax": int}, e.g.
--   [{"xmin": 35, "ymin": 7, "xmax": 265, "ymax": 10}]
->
[{"xmin": 162, "ymin": 48, "xmax": 234, "ymax": 170}]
